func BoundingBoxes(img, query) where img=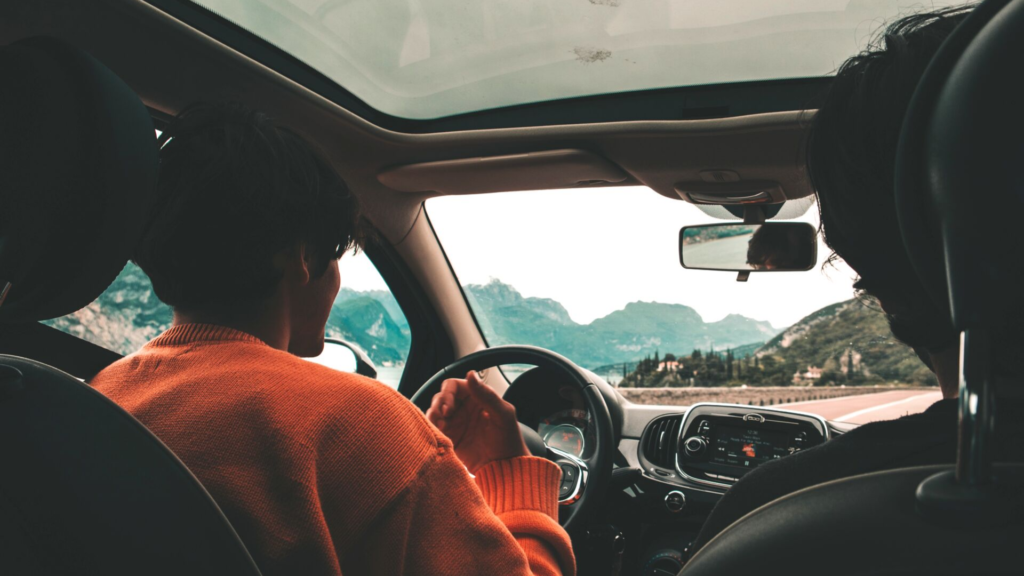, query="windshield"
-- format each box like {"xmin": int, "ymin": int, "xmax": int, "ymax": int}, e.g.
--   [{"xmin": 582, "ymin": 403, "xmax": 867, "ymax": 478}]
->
[
  {"xmin": 192, "ymin": 0, "xmax": 964, "ymax": 119},
  {"xmin": 427, "ymin": 188, "xmax": 943, "ymax": 423}
]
